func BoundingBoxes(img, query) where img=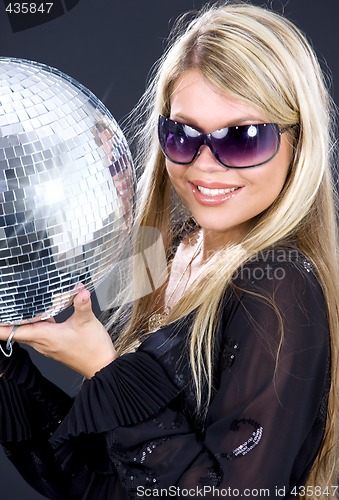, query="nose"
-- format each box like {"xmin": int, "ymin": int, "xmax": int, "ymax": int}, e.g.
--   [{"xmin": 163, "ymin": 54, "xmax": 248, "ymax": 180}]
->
[{"xmin": 194, "ymin": 144, "xmax": 228, "ymax": 171}]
